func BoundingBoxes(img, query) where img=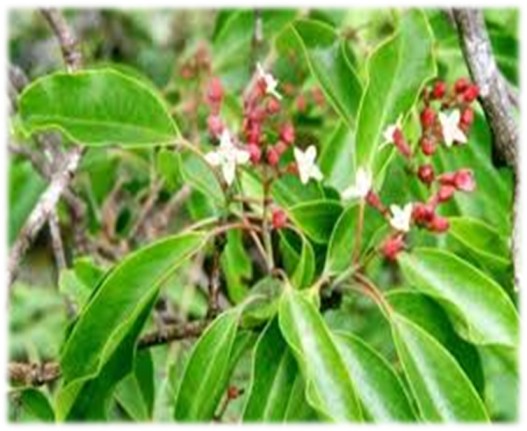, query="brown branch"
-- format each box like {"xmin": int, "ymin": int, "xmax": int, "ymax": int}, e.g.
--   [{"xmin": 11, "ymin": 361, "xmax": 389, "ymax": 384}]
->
[
  {"xmin": 9, "ymin": 320, "xmax": 209, "ymax": 387},
  {"xmin": 452, "ymin": 8, "xmax": 518, "ymax": 172},
  {"xmin": 48, "ymin": 212, "xmax": 67, "ymax": 271},
  {"xmin": 128, "ymin": 178, "xmax": 164, "ymax": 239},
  {"xmin": 9, "ymin": 10, "xmax": 86, "ymax": 288}
]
